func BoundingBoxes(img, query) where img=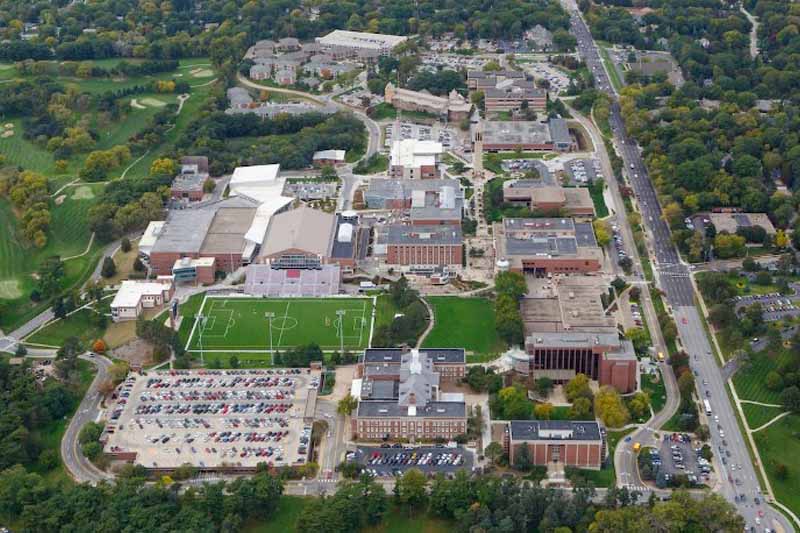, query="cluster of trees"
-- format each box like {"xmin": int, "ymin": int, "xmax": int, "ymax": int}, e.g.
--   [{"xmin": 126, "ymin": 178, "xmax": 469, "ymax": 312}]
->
[
  {"xmin": 0, "ymin": 358, "xmax": 78, "ymax": 471},
  {"xmin": 494, "ymin": 271, "xmax": 526, "ymax": 346},
  {"xmin": 14, "ymin": 59, "xmax": 180, "ymax": 80},
  {"xmin": 87, "ymin": 183, "xmax": 167, "ymax": 244},
  {"xmin": 406, "ymin": 69, "xmax": 465, "ymax": 96},
  {"xmin": 702, "ymin": 271, "xmax": 768, "ymax": 351},
  {"xmin": 583, "ymin": 4, "xmax": 645, "ymax": 48},
  {"xmin": 177, "ymin": 108, "xmax": 366, "ymax": 173},
  {"xmin": 372, "ymin": 277, "xmax": 429, "ymax": 347},
  {"xmin": 0, "ymin": 467, "xmax": 283, "ymax": 532},
  {"xmin": 669, "ymin": 351, "xmax": 700, "ymax": 432},
  {"xmin": 463, "ymin": 366, "xmax": 503, "ymax": 393},
  {"xmin": 135, "ymin": 316, "xmax": 187, "ymax": 364},
  {"xmin": 79, "ymin": 145, "xmax": 132, "ymax": 182},
  {"xmin": 0, "ymin": 169, "xmax": 51, "ymax": 247},
  {"xmin": 274, "ymin": 343, "xmax": 324, "ymax": 367}
]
